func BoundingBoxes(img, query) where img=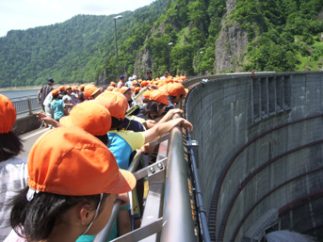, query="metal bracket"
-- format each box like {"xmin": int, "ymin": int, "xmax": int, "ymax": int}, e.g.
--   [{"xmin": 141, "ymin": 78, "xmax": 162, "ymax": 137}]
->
[
  {"xmin": 187, "ymin": 139, "xmax": 198, "ymax": 147},
  {"xmin": 134, "ymin": 157, "xmax": 167, "ymax": 181}
]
